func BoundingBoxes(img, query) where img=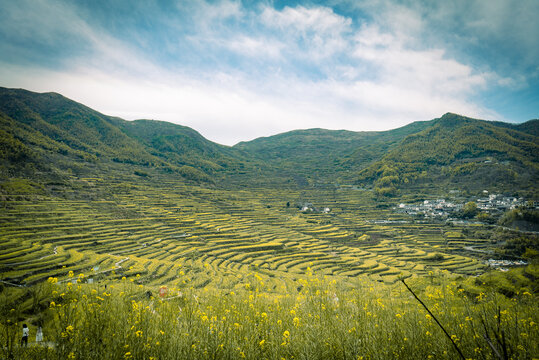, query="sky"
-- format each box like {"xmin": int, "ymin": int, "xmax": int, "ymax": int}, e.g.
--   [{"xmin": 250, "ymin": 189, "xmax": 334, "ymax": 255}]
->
[{"xmin": 0, "ymin": 0, "xmax": 538, "ymax": 145}]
